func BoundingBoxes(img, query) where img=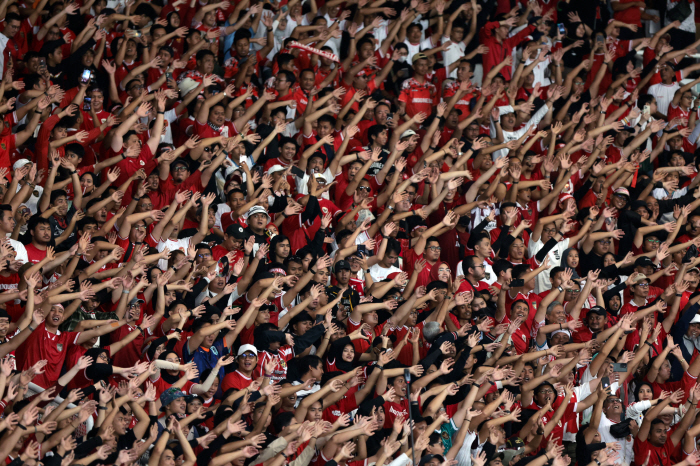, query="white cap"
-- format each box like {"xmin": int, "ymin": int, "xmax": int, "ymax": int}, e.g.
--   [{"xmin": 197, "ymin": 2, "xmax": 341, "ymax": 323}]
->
[
  {"xmin": 178, "ymin": 78, "xmax": 200, "ymax": 97},
  {"xmin": 244, "ymin": 205, "xmax": 271, "ymax": 223},
  {"xmin": 267, "ymin": 164, "xmax": 287, "ymax": 175},
  {"xmin": 401, "ymin": 129, "xmax": 417, "ymax": 139},
  {"xmin": 691, "ymin": 315, "xmax": 700, "ymax": 324},
  {"xmin": 237, "ymin": 344, "xmax": 258, "ymax": 357},
  {"xmin": 13, "ymin": 159, "xmax": 31, "ymax": 170}
]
